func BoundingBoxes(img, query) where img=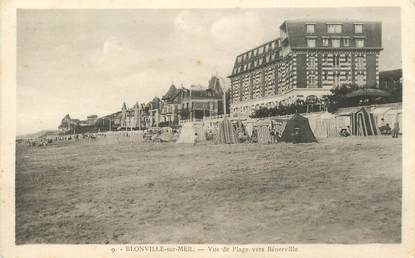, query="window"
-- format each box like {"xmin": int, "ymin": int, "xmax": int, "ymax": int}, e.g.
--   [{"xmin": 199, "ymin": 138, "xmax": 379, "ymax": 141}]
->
[
  {"xmin": 334, "ymin": 71, "xmax": 341, "ymax": 87},
  {"xmin": 309, "ymin": 57, "xmax": 317, "ymax": 69},
  {"xmin": 254, "ymin": 49, "xmax": 258, "ymax": 56},
  {"xmin": 354, "ymin": 24, "xmax": 363, "ymax": 33},
  {"xmin": 327, "ymin": 24, "xmax": 342, "ymax": 33},
  {"xmin": 356, "ymin": 56, "xmax": 365, "ymax": 69},
  {"xmin": 309, "ymin": 73, "xmax": 317, "ymax": 88},
  {"xmin": 307, "ymin": 39, "xmax": 316, "ymax": 48},
  {"xmin": 332, "ymin": 39, "xmax": 340, "ymax": 48},
  {"xmin": 306, "ymin": 24, "xmax": 315, "ymax": 33},
  {"xmin": 356, "ymin": 39, "xmax": 365, "ymax": 47},
  {"xmin": 357, "ymin": 72, "xmax": 365, "ymax": 87},
  {"xmin": 343, "ymin": 38, "xmax": 350, "ymax": 47},
  {"xmin": 258, "ymin": 47, "xmax": 264, "ymax": 55},
  {"xmin": 271, "ymin": 41, "xmax": 276, "ymax": 49},
  {"xmin": 322, "ymin": 38, "xmax": 329, "ymax": 47},
  {"xmin": 333, "ymin": 54, "xmax": 340, "ymax": 67},
  {"xmin": 323, "ymin": 71, "xmax": 328, "ymax": 80}
]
